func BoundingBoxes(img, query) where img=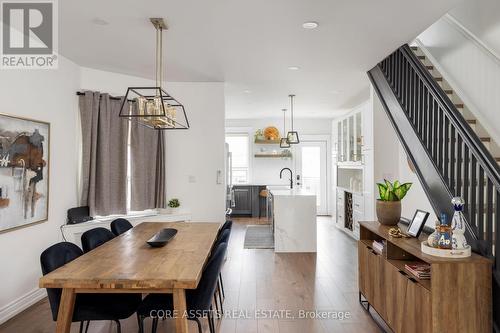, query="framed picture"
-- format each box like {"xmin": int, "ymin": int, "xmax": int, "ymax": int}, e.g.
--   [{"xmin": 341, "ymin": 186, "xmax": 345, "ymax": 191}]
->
[
  {"xmin": 0, "ymin": 113, "xmax": 50, "ymax": 233},
  {"xmin": 406, "ymin": 209, "xmax": 430, "ymax": 237}
]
